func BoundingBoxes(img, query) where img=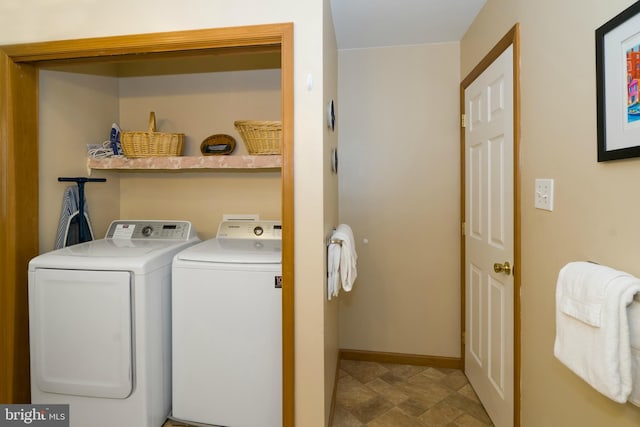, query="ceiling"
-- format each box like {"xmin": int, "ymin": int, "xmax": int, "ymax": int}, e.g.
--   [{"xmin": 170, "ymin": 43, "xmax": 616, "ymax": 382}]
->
[{"xmin": 330, "ymin": 0, "xmax": 487, "ymax": 50}]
